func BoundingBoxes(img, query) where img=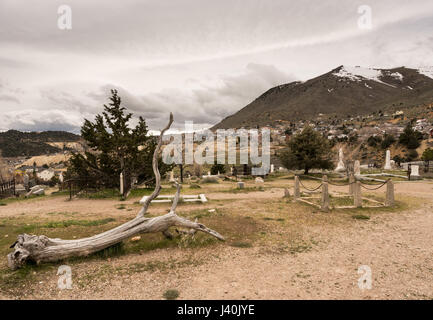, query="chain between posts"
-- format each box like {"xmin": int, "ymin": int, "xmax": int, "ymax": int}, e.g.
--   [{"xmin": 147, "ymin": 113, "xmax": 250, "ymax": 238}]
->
[
  {"xmin": 359, "ymin": 179, "xmax": 390, "ymax": 190},
  {"xmin": 297, "ymin": 176, "xmax": 323, "ymax": 192}
]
